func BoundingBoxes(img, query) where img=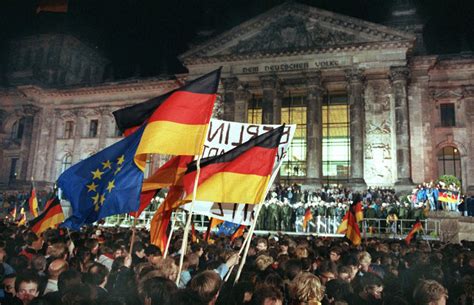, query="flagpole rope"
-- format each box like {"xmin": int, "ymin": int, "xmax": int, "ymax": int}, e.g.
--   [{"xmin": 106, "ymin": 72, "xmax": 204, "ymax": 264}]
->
[
  {"xmin": 176, "ymin": 153, "xmax": 202, "ymax": 285},
  {"xmin": 163, "ymin": 212, "xmax": 177, "ymax": 258}
]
